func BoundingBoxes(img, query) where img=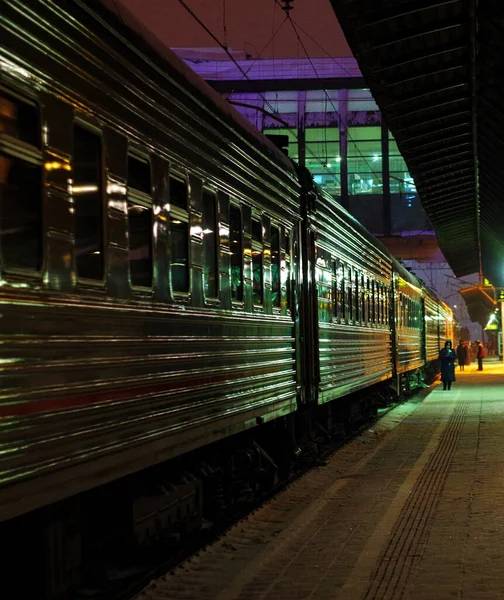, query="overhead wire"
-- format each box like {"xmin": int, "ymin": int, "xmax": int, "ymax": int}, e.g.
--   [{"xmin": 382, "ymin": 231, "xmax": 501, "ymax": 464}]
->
[
  {"xmin": 240, "ymin": 15, "xmax": 289, "ymax": 80},
  {"xmin": 176, "ymin": 0, "xmax": 340, "ymax": 184},
  {"xmin": 284, "ymin": 10, "xmax": 383, "ymax": 181}
]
